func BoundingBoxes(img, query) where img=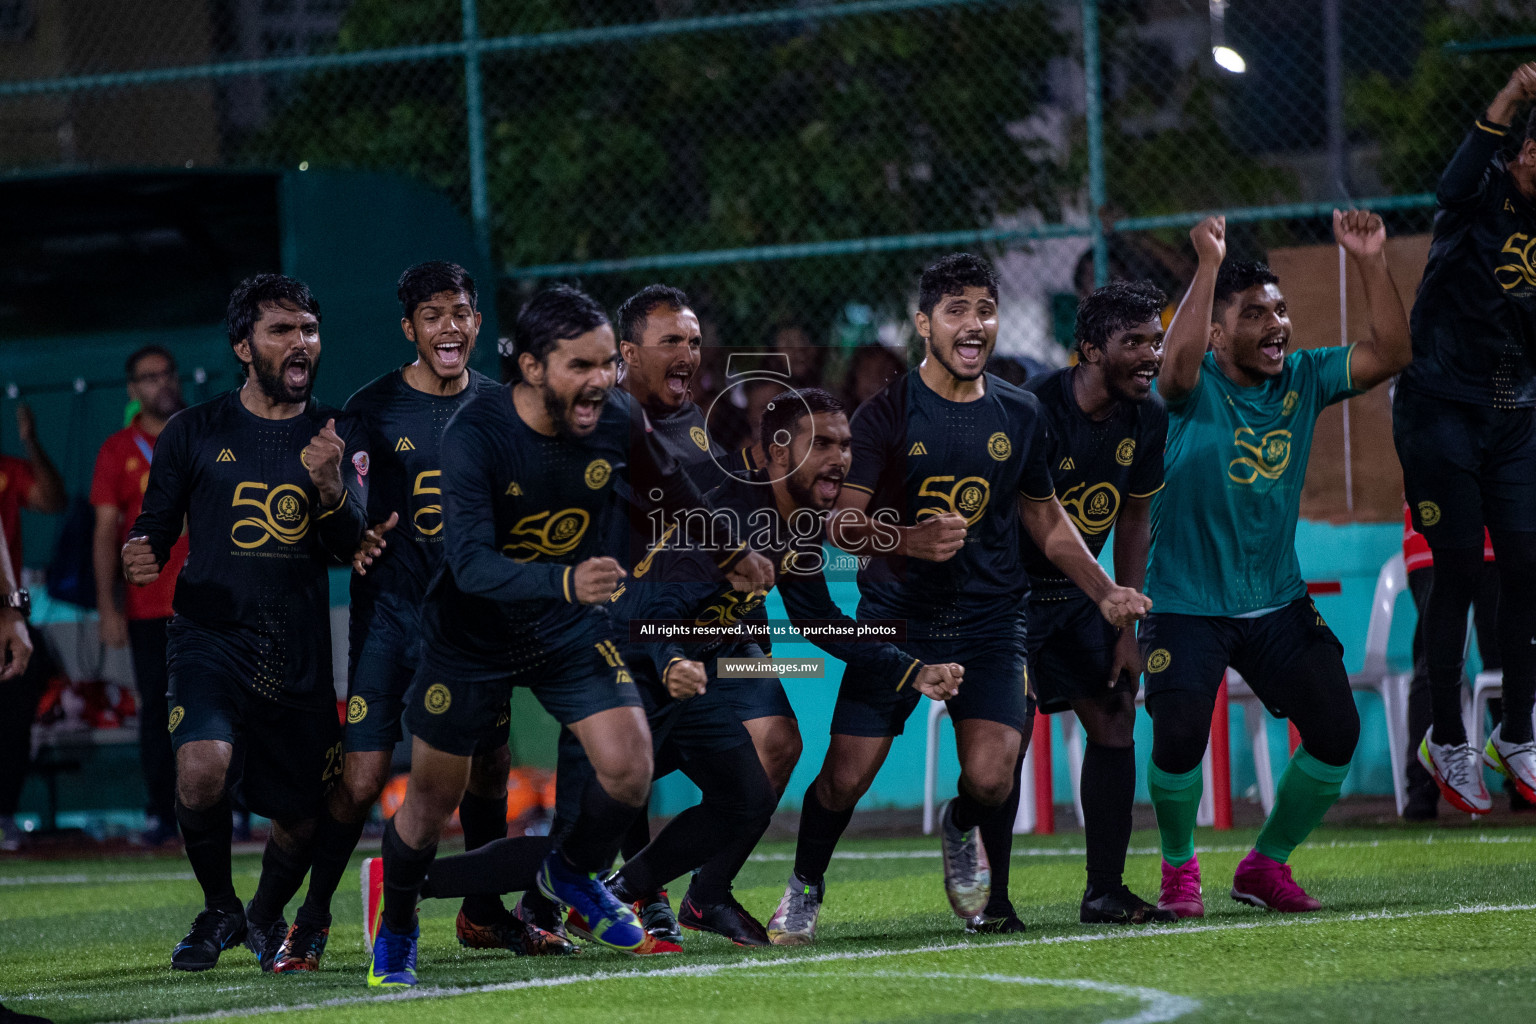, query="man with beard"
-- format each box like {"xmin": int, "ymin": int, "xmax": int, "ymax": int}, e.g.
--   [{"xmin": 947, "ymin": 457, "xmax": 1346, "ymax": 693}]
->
[
  {"xmin": 274, "ymin": 263, "xmax": 569, "ymax": 973},
  {"xmin": 1011, "ymin": 281, "xmax": 1174, "ymax": 929},
  {"xmin": 767, "ymin": 254, "xmax": 1151, "ymax": 944},
  {"xmin": 600, "ymin": 284, "xmax": 803, "ymax": 944},
  {"xmin": 1392, "ymin": 63, "xmax": 1536, "ymax": 812},
  {"xmin": 91, "ymin": 345, "xmax": 189, "ymax": 849},
  {"xmin": 367, "ymin": 285, "xmax": 772, "ymax": 987},
  {"xmin": 122, "ymin": 275, "xmax": 367, "ymax": 972},
  {"xmin": 1145, "ymin": 213, "xmax": 1409, "ymax": 918}
]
